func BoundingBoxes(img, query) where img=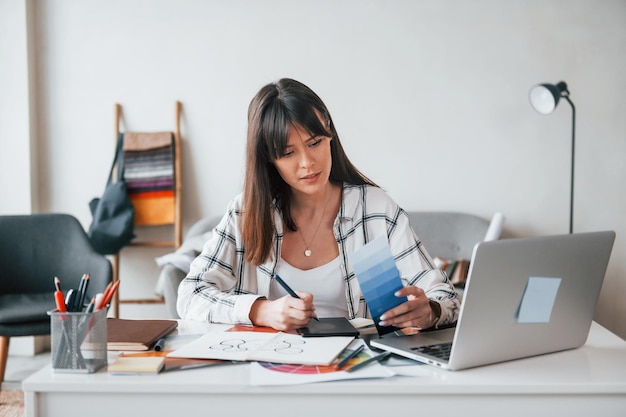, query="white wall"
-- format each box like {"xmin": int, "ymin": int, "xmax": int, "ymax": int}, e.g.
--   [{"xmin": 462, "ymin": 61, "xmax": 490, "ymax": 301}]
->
[
  {"xmin": 0, "ymin": 0, "xmax": 36, "ymax": 214},
  {"xmin": 2, "ymin": 0, "xmax": 625, "ymax": 338}
]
